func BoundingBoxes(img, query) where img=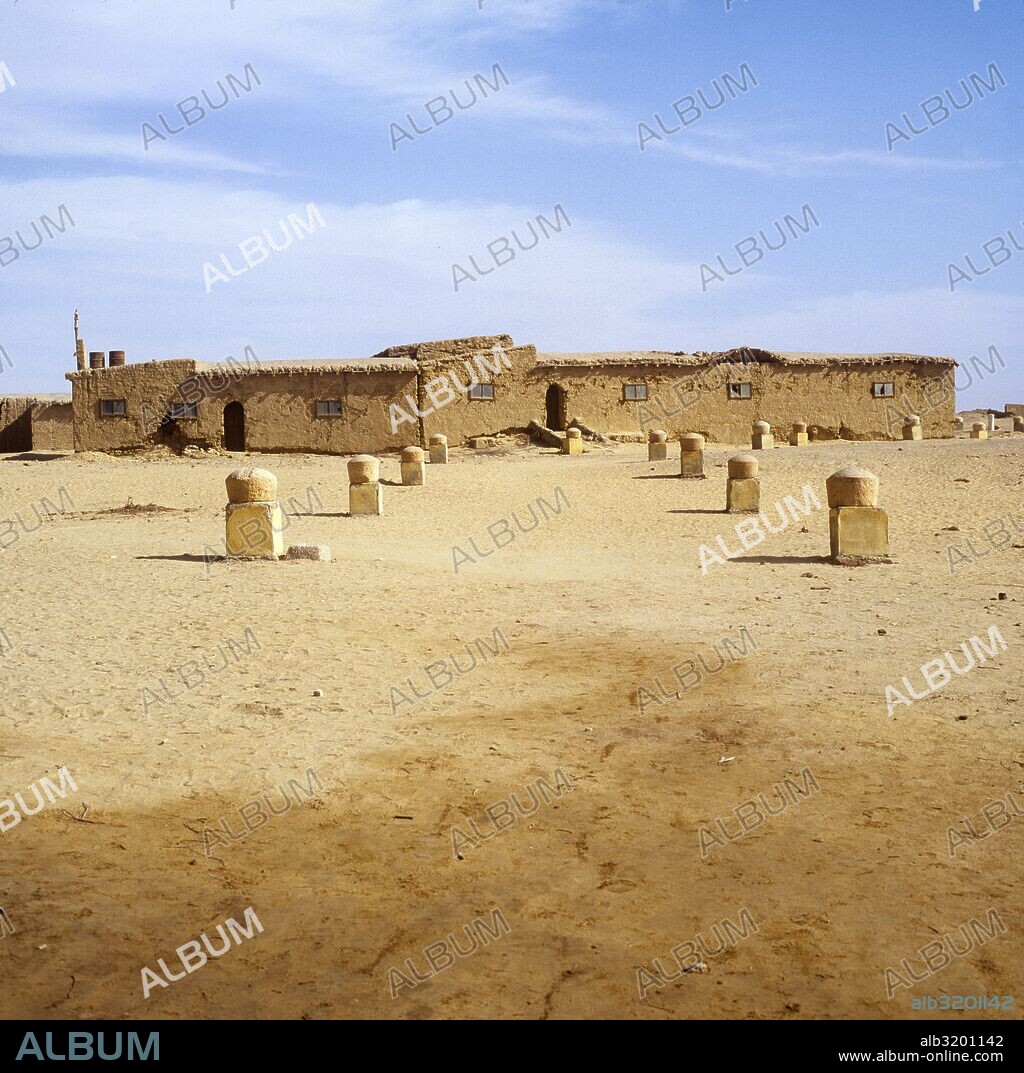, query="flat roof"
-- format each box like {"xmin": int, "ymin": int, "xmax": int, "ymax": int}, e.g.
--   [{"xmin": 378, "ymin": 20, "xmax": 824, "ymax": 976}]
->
[
  {"xmin": 0, "ymin": 393, "xmax": 72, "ymax": 402},
  {"xmin": 537, "ymin": 349, "xmax": 957, "ymax": 368},
  {"xmin": 195, "ymin": 357, "xmax": 418, "ymax": 375}
]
